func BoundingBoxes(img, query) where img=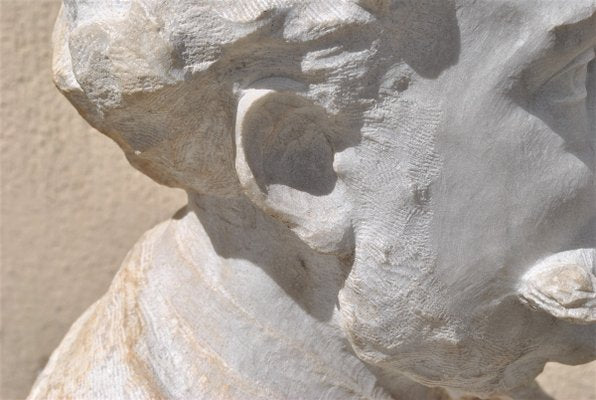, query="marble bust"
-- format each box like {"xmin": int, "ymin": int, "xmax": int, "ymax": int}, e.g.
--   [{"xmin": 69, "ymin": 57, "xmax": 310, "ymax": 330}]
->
[{"xmin": 30, "ymin": 1, "xmax": 595, "ymax": 399}]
